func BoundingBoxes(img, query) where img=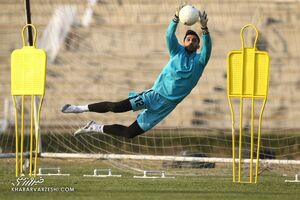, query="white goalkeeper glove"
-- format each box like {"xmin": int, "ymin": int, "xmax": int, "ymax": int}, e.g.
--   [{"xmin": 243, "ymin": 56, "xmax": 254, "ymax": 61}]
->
[
  {"xmin": 199, "ymin": 10, "xmax": 208, "ymax": 29},
  {"xmin": 175, "ymin": 2, "xmax": 187, "ymax": 18}
]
